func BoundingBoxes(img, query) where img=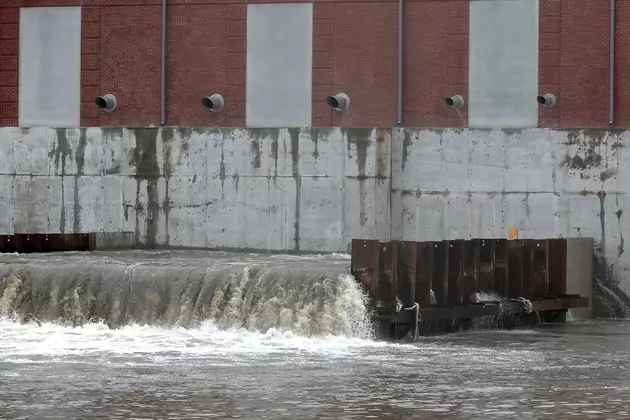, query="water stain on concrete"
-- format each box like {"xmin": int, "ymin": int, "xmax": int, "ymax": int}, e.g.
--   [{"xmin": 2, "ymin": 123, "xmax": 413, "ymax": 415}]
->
[
  {"xmin": 611, "ymin": 141, "xmax": 624, "ymax": 150},
  {"xmin": 561, "ymin": 151, "xmax": 602, "ymax": 170},
  {"xmin": 311, "ymin": 128, "xmax": 319, "ymax": 160},
  {"xmin": 50, "ymin": 128, "xmax": 73, "ymax": 233},
  {"xmin": 130, "ymin": 128, "xmax": 160, "ymax": 248},
  {"xmin": 376, "ymin": 128, "xmax": 389, "ymax": 178},
  {"xmin": 600, "ymin": 168, "xmax": 617, "ymax": 182},
  {"xmin": 249, "ymin": 128, "xmax": 280, "ymax": 171},
  {"xmin": 73, "ymin": 128, "xmax": 88, "ymax": 234},
  {"xmin": 344, "ymin": 128, "xmax": 372, "ymax": 227},
  {"xmin": 402, "ymin": 130, "xmax": 412, "ymax": 171},
  {"xmin": 232, "ymin": 172, "xmax": 240, "ymax": 195},
  {"xmin": 162, "ymin": 133, "xmax": 174, "ymax": 247},
  {"xmin": 400, "ymin": 130, "xmax": 413, "ymax": 171},
  {"xmin": 598, "ymin": 190, "xmax": 606, "ymax": 253},
  {"xmin": 616, "ymin": 195, "xmax": 625, "ymax": 258},
  {"xmin": 289, "ymin": 128, "xmax": 301, "ymax": 251},
  {"xmin": 219, "ymin": 139, "xmax": 226, "ymax": 198},
  {"xmin": 50, "ymin": 128, "xmax": 72, "ymax": 175},
  {"xmin": 270, "ymin": 133, "xmax": 279, "ymax": 182},
  {"xmin": 344, "ymin": 128, "xmax": 371, "ymax": 177},
  {"xmin": 161, "ymin": 127, "xmax": 175, "ymax": 144},
  {"xmin": 250, "ymin": 137, "xmax": 261, "ymax": 169}
]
